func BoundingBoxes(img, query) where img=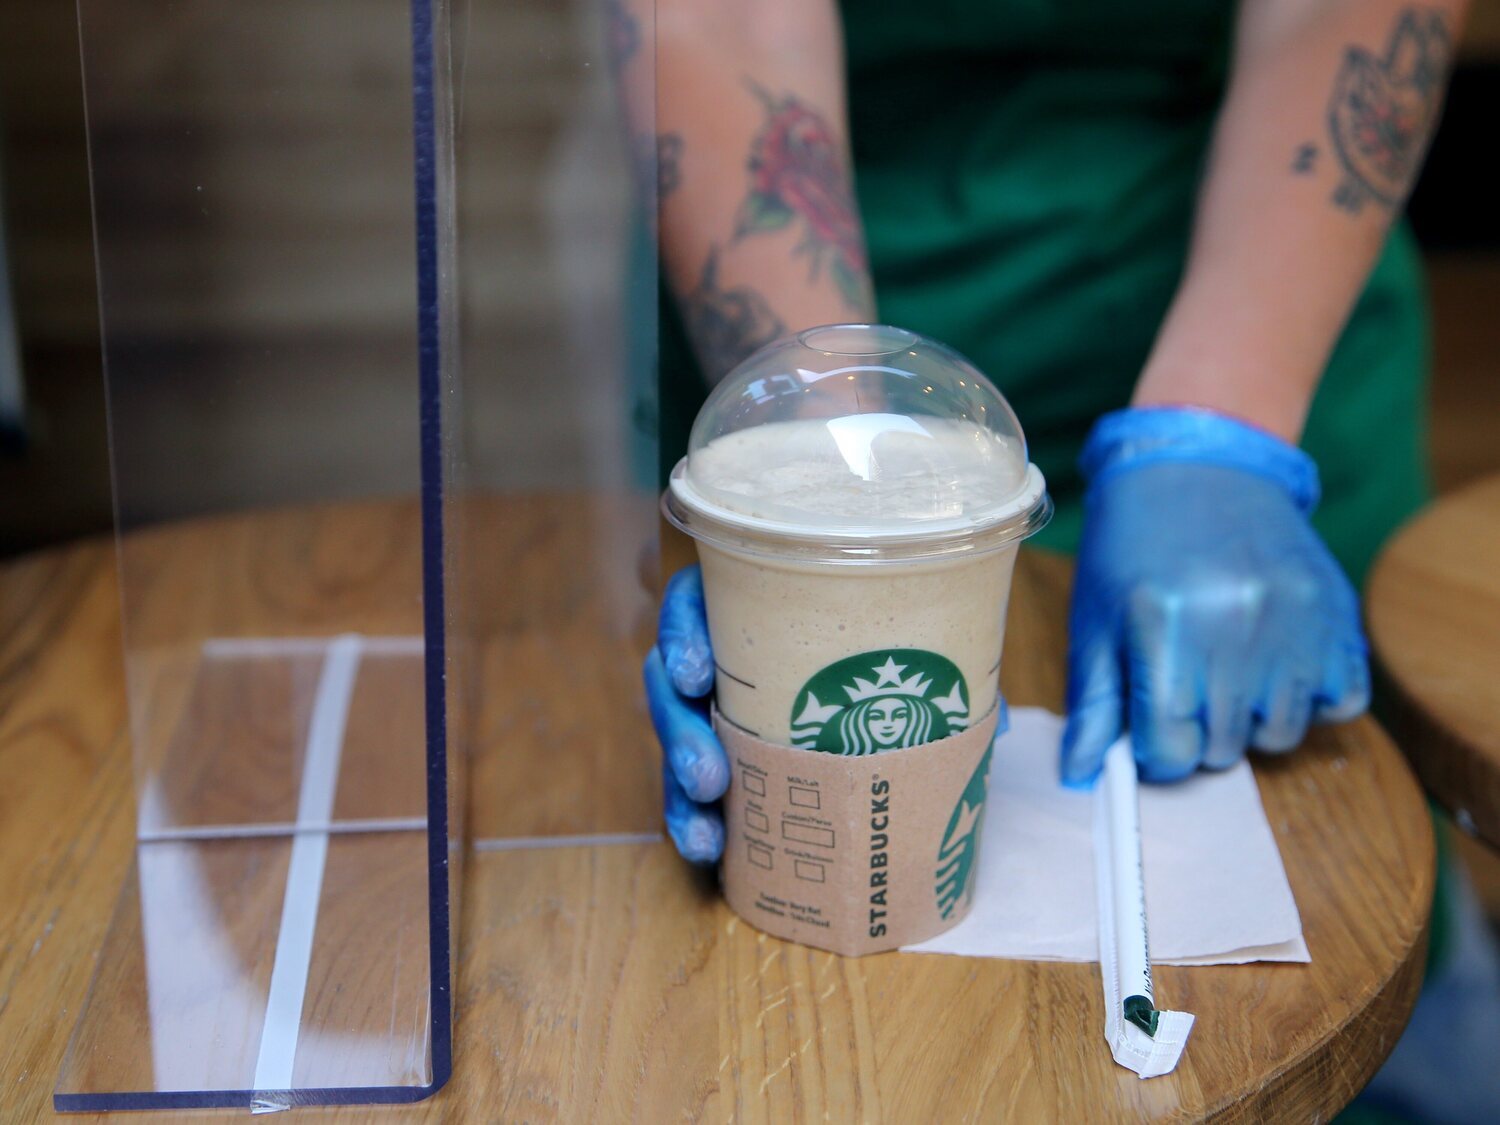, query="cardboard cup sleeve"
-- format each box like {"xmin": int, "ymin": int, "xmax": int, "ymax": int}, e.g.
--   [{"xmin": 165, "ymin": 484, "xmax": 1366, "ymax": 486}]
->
[{"xmin": 715, "ymin": 705, "xmax": 1000, "ymax": 957}]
